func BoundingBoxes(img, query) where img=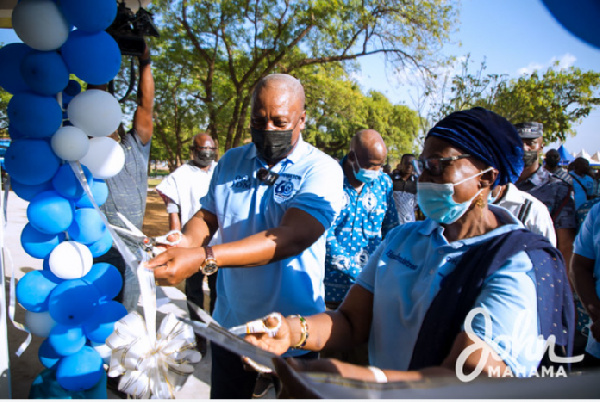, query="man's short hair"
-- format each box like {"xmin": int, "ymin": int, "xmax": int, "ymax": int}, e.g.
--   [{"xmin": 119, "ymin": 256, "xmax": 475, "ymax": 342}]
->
[{"xmin": 252, "ymin": 74, "xmax": 305, "ymax": 110}]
